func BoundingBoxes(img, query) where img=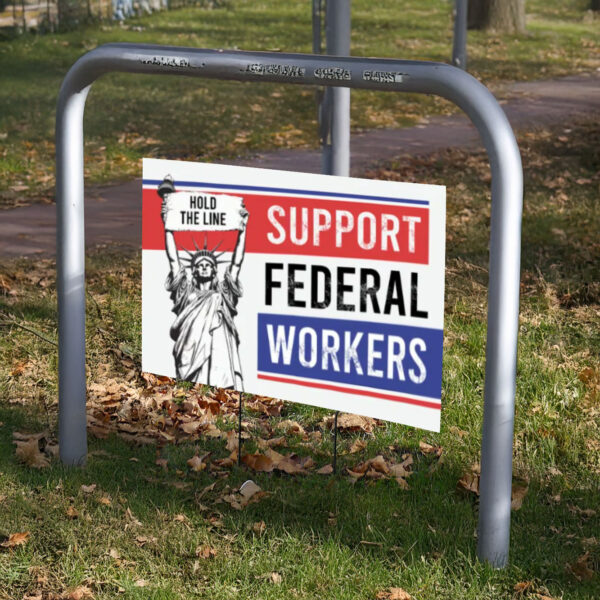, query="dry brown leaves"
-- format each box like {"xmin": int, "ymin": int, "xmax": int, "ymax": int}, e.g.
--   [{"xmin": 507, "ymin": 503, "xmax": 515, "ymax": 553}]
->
[
  {"xmin": 87, "ymin": 377, "xmax": 240, "ymax": 444},
  {"xmin": 1, "ymin": 531, "xmax": 30, "ymax": 548},
  {"xmin": 375, "ymin": 587, "xmax": 412, "ymax": 600},
  {"xmin": 13, "ymin": 432, "xmax": 57, "ymax": 469},
  {"xmin": 322, "ymin": 413, "xmax": 379, "ymax": 434},
  {"xmin": 195, "ymin": 545, "xmax": 218, "ymax": 559},
  {"xmin": 567, "ymin": 551, "xmax": 596, "ymax": 581},
  {"xmin": 579, "ymin": 366, "xmax": 600, "ymax": 411},
  {"xmin": 241, "ymin": 449, "xmax": 315, "ymax": 475},
  {"xmin": 513, "ymin": 581, "xmax": 558, "ymax": 600},
  {"xmin": 66, "ymin": 586, "xmax": 94, "ymax": 600},
  {"xmin": 187, "ymin": 452, "xmax": 210, "ymax": 472},
  {"xmin": 457, "ymin": 464, "xmax": 529, "ymax": 510},
  {"xmin": 347, "ymin": 454, "xmax": 413, "ymax": 487},
  {"xmin": 220, "ymin": 480, "xmax": 269, "ymax": 510},
  {"xmin": 419, "ymin": 440, "xmax": 443, "ymax": 457}
]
